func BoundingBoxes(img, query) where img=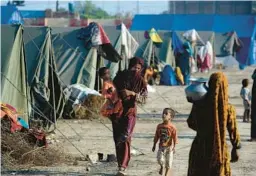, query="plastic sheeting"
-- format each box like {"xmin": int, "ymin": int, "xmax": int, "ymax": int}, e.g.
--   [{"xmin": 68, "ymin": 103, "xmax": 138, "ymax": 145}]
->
[{"xmin": 160, "ymin": 65, "xmax": 177, "ymax": 86}]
